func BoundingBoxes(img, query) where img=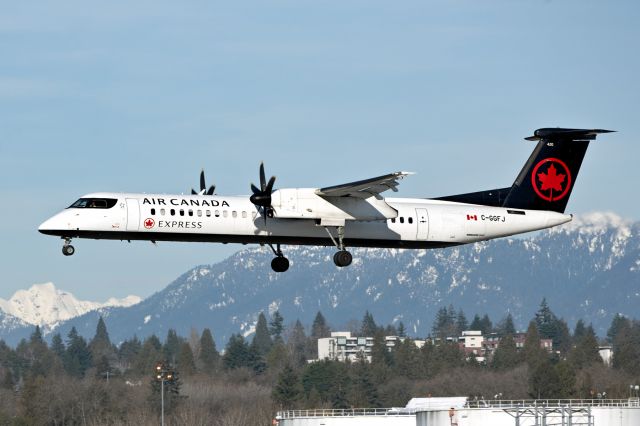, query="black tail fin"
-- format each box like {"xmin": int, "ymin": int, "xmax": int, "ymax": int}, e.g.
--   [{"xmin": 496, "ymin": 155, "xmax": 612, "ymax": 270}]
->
[
  {"xmin": 502, "ymin": 128, "xmax": 614, "ymax": 213},
  {"xmin": 434, "ymin": 128, "xmax": 614, "ymax": 213}
]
